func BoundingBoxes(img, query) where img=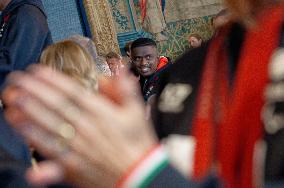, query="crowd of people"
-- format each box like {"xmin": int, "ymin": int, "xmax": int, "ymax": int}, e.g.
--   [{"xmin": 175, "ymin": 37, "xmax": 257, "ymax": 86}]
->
[{"xmin": 0, "ymin": 0, "xmax": 283, "ymax": 187}]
